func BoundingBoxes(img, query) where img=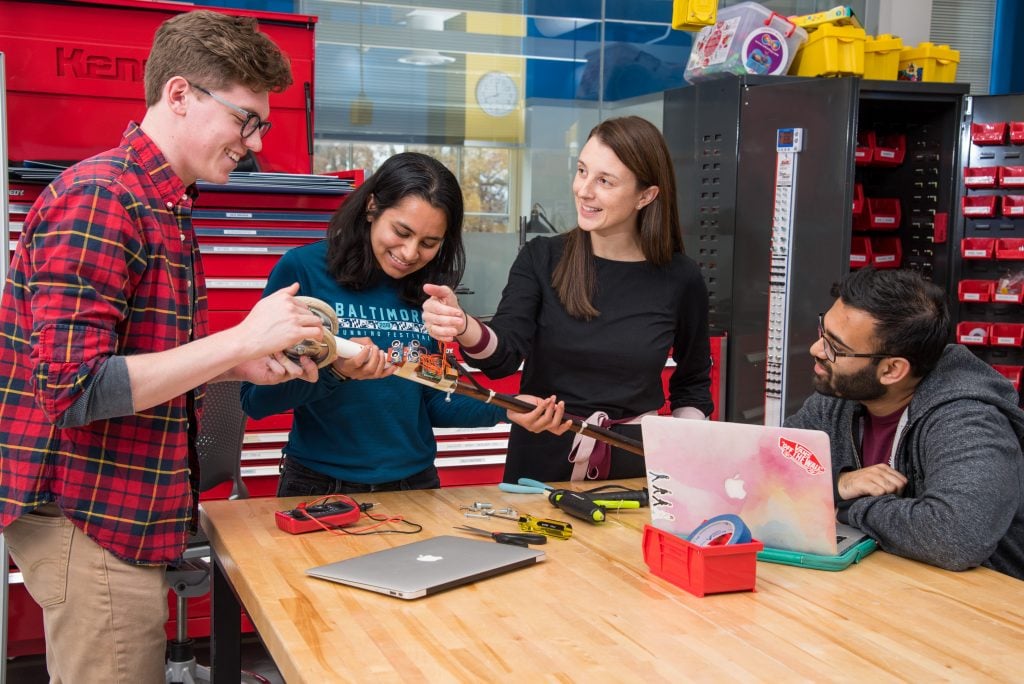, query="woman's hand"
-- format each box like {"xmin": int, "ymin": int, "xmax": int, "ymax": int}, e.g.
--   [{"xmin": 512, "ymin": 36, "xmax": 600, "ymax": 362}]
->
[
  {"xmin": 506, "ymin": 395, "xmax": 574, "ymax": 435},
  {"xmin": 330, "ymin": 337, "xmax": 395, "ymax": 381},
  {"xmin": 422, "ymin": 283, "xmax": 469, "ymax": 343}
]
